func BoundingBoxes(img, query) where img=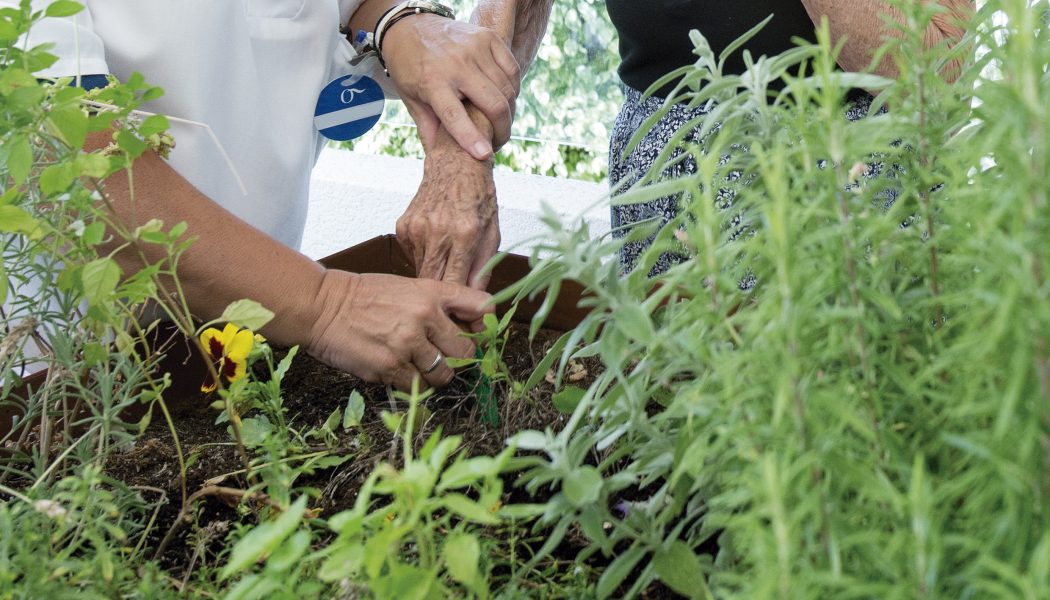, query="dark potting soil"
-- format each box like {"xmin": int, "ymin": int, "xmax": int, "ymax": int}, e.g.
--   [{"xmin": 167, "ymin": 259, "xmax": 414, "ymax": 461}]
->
[
  {"xmin": 105, "ymin": 322, "xmax": 601, "ymax": 572},
  {"xmin": 103, "ymin": 322, "xmax": 691, "ymax": 599}
]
